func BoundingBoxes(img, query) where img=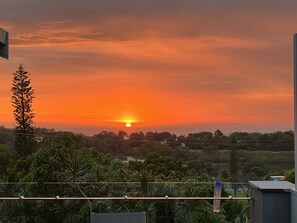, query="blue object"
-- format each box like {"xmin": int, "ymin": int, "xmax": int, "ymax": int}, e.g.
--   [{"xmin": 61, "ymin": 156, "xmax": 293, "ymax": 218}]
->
[{"xmin": 215, "ymin": 180, "xmax": 222, "ymax": 189}]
